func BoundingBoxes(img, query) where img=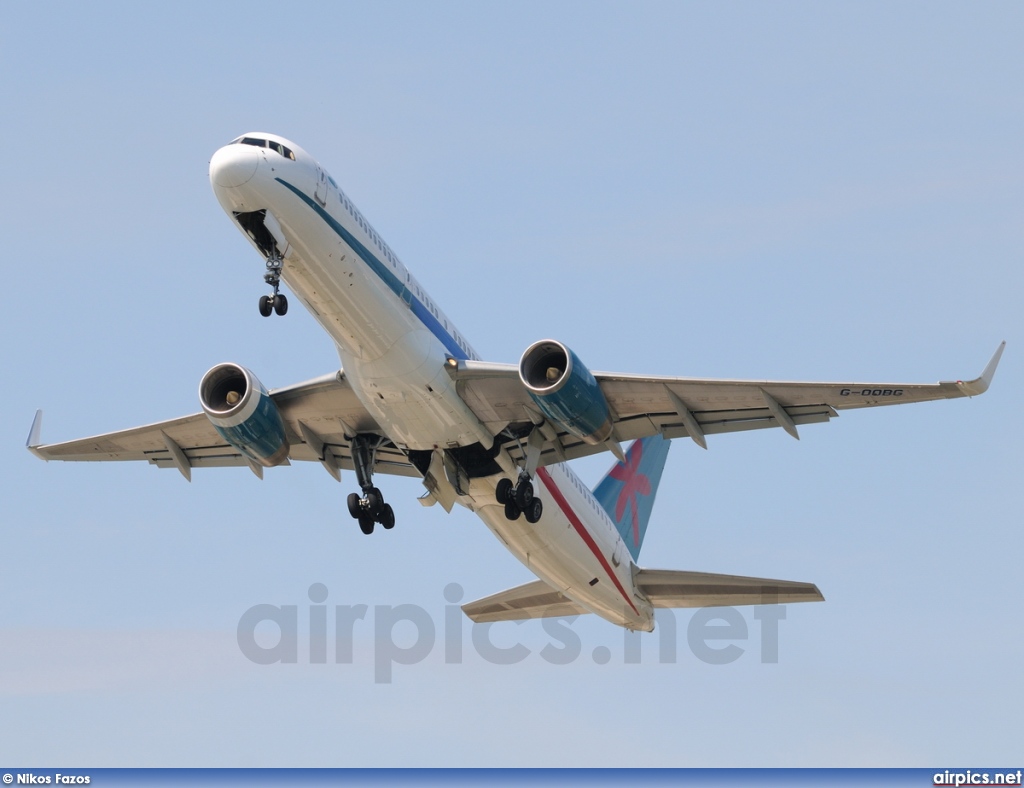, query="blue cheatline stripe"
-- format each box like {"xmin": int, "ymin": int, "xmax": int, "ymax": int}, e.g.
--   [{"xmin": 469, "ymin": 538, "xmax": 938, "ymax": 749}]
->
[{"xmin": 274, "ymin": 178, "xmax": 469, "ymax": 360}]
